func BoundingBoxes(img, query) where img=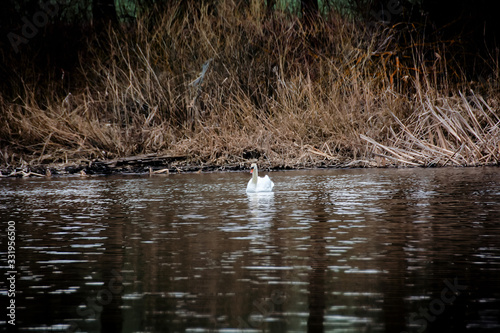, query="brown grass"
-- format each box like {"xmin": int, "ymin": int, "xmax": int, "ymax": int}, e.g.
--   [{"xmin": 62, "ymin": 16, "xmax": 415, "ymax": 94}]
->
[
  {"xmin": 1, "ymin": 0, "xmax": 499, "ymax": 171},
  {"xmin": 362, "ymin": 90, "xmax": 500, "ymax": 166}
]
